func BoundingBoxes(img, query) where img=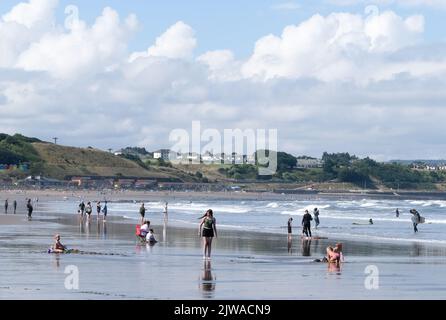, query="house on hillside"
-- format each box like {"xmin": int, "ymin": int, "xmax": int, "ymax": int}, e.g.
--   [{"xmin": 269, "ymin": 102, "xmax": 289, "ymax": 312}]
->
[
  {"xmin": 153, "ymin": 149, "xmax": 172, "ymax": 161},
  {"xmin": 296, "ymin": 159, "xmax": 323, "ymax": 169}
]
